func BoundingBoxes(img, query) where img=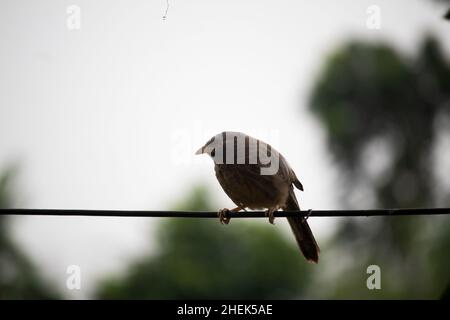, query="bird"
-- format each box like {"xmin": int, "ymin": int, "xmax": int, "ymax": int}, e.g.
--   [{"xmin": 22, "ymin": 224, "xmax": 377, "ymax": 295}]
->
[{"xmin": 195, "ymin": 131, "xmax": 320, "ymax": 263}]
